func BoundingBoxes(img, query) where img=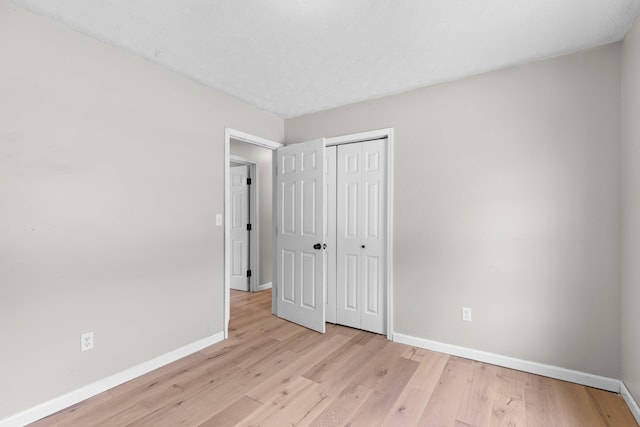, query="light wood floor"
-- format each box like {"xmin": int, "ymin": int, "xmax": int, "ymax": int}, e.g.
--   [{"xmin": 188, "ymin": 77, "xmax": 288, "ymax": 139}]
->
[{"xmin": 31, "ymin": 289, "xmax": 637, "ymax": 427}]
